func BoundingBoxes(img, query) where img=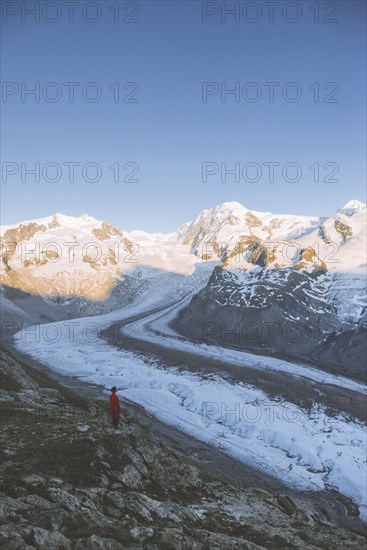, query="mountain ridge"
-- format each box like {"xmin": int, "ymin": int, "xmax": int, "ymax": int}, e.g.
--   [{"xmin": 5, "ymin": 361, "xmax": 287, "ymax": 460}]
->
[
  {"xmin": 2, "ymin": 198, "xmax": 365, "ymax": 236},
  {"xmin": 1, "ymin": 201, "xmax": 366, "ymax": 348}
]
